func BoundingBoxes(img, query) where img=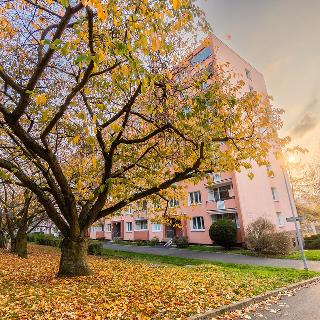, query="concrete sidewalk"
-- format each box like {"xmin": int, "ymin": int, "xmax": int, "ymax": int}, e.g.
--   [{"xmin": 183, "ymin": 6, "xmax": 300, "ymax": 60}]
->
[
  {"xmin": 103, "ymin": 242, "xmax": 320, "ymax": 271},
  {"xmin": 247, "ymin": 281, "xmax": 320, "ymax": 320}
]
